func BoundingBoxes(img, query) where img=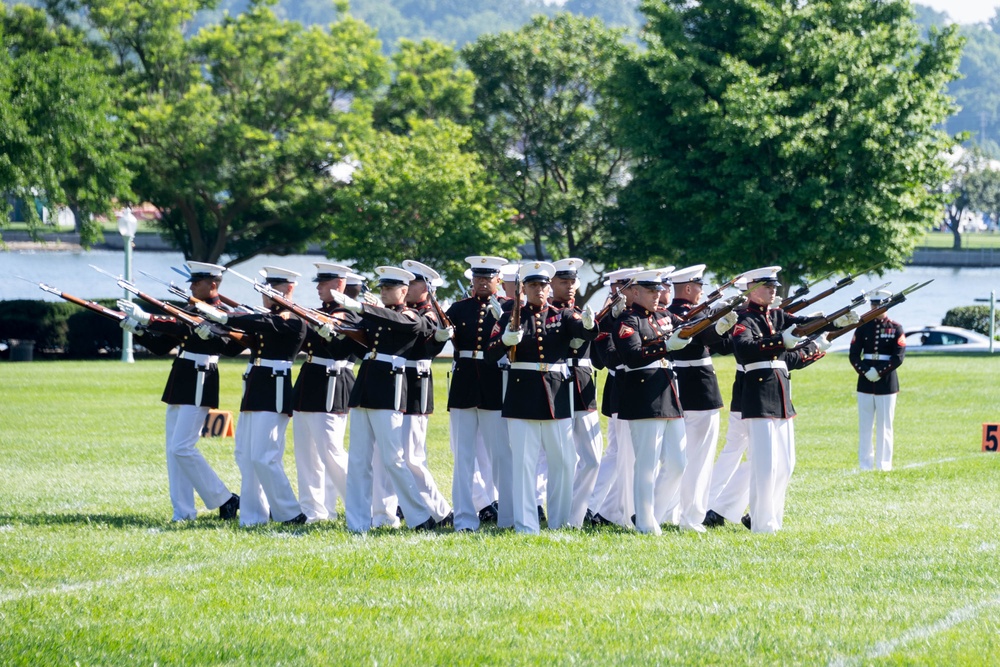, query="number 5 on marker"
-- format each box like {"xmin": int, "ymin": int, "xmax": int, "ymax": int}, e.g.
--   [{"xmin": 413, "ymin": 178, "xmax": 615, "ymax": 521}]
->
[{"xmin": 983, "ymin": 423, "xmax": 1000, "ymax": 452}]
